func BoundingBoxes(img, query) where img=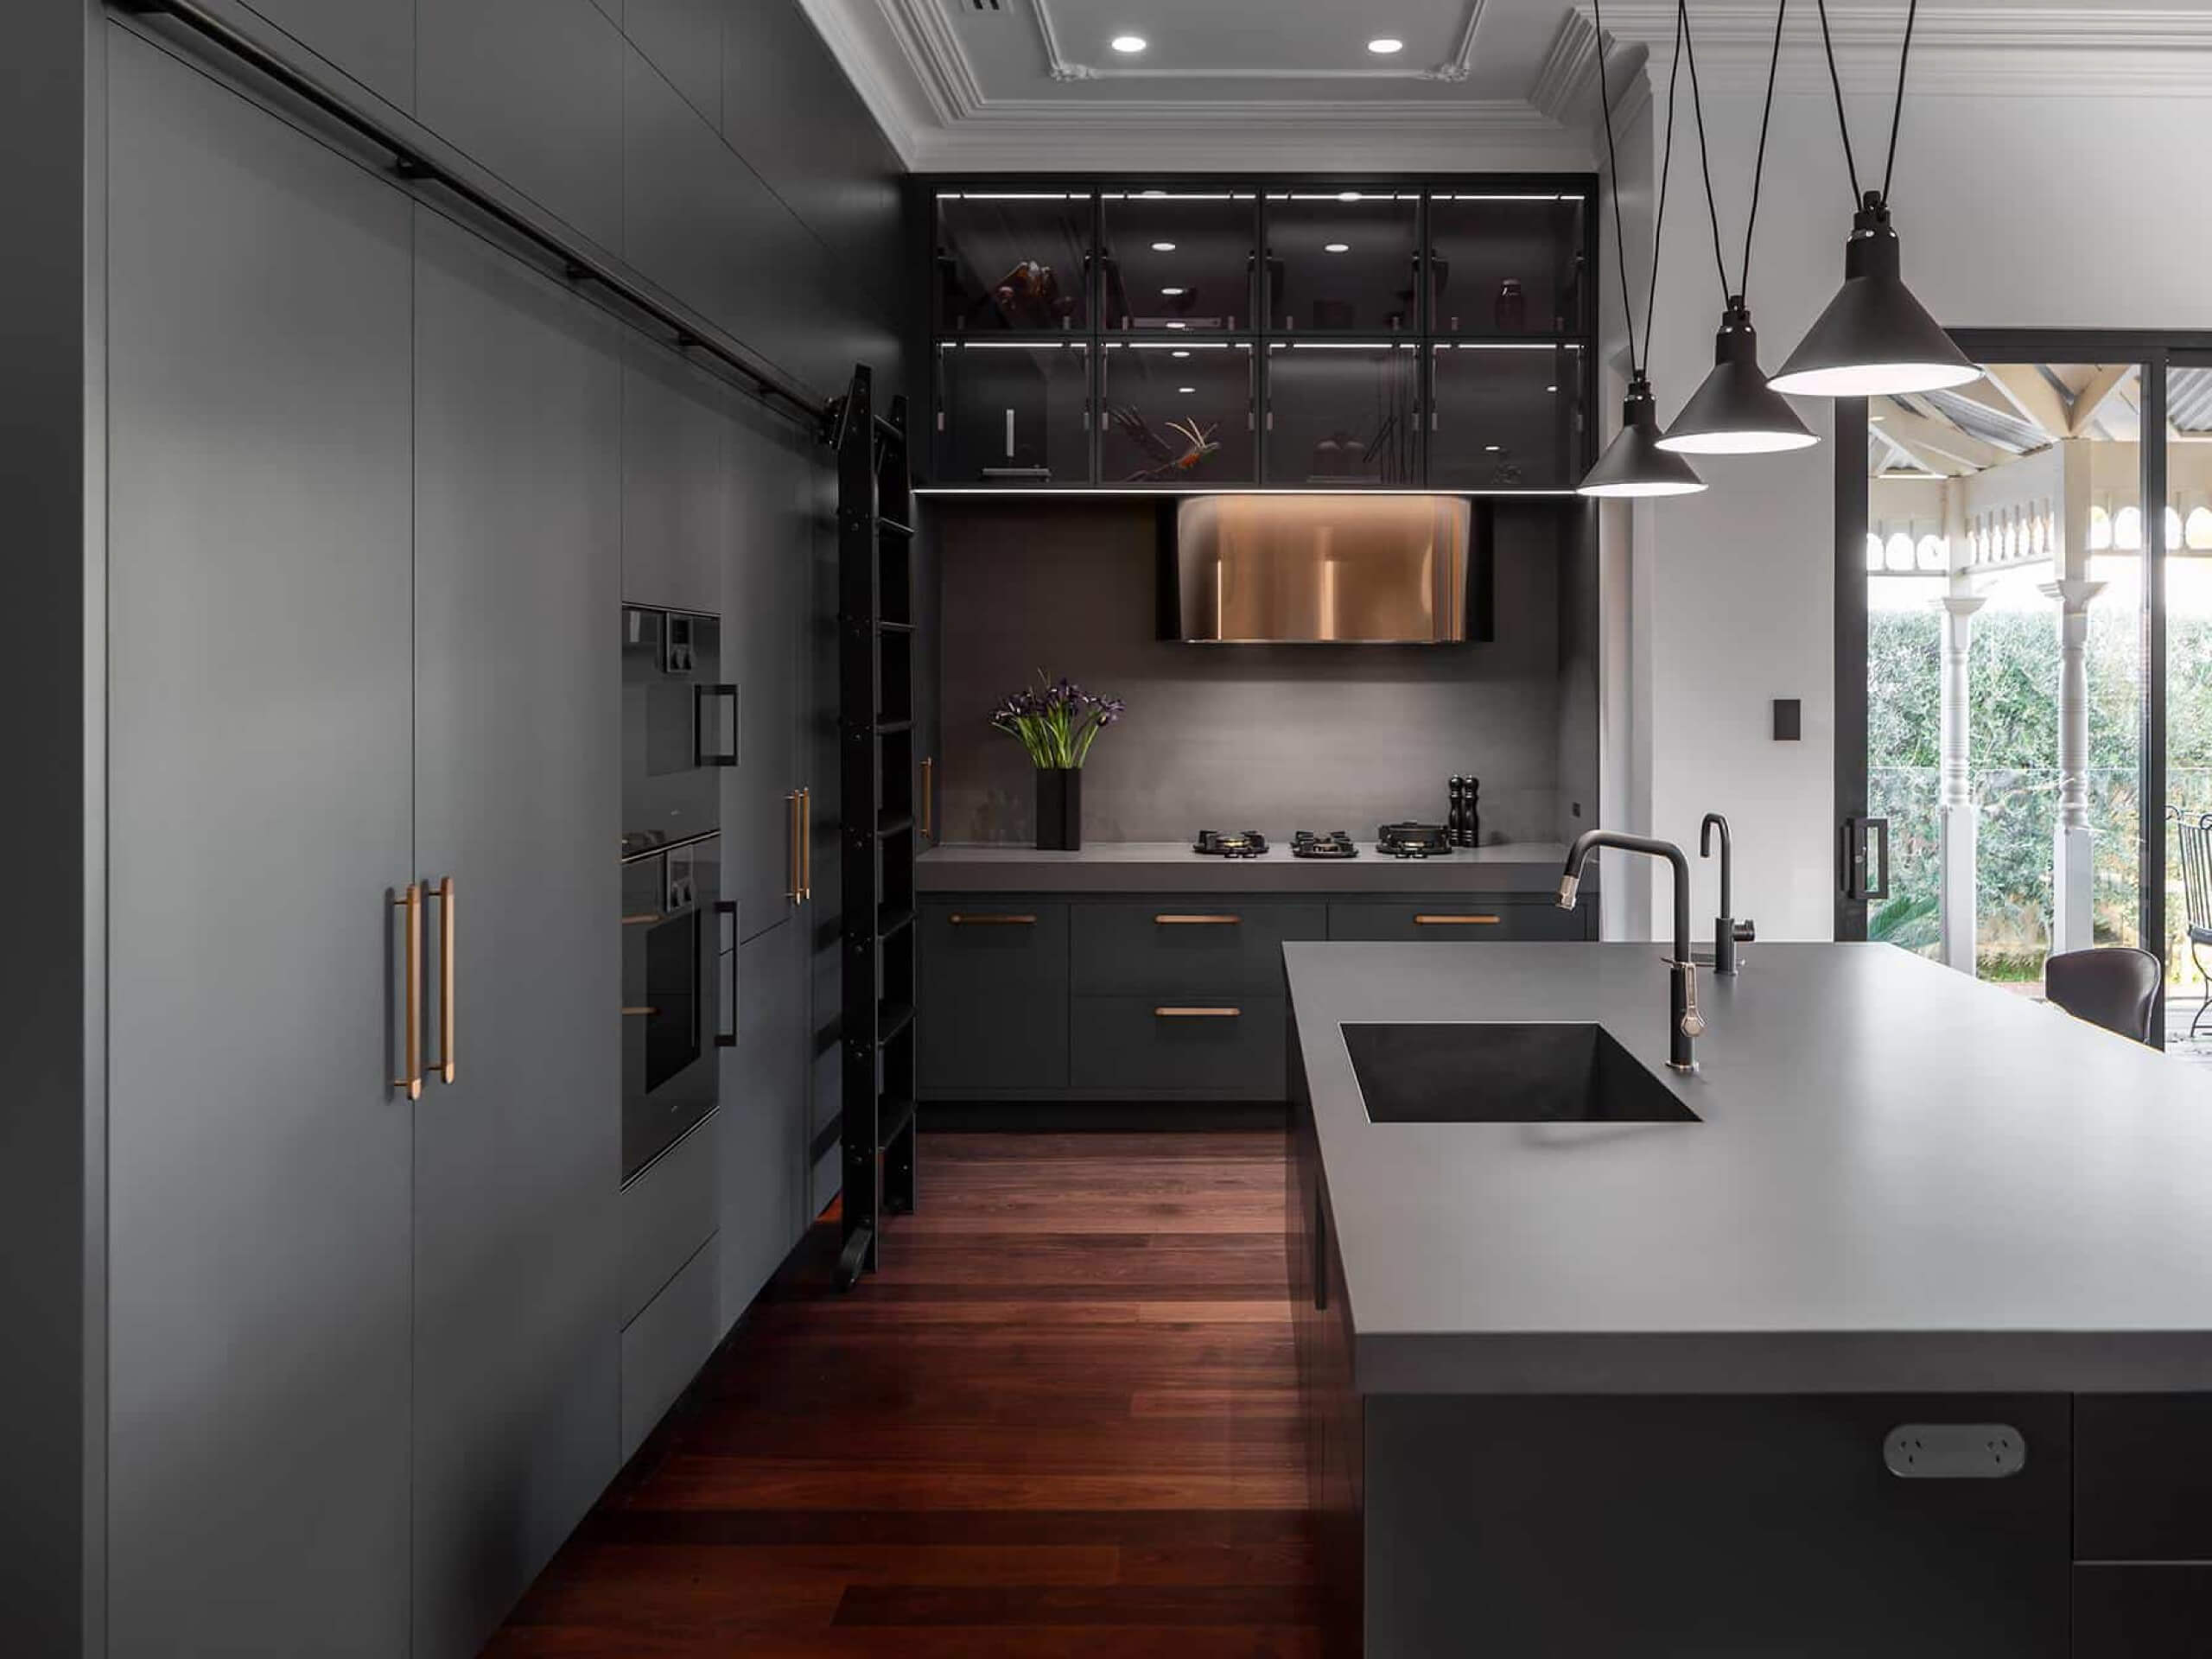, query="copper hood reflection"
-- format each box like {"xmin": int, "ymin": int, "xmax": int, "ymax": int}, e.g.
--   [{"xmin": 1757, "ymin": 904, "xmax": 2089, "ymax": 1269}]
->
[{"xmin": 1161, "ymin": 495, "xmax": 1471, "ymax": 644}]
